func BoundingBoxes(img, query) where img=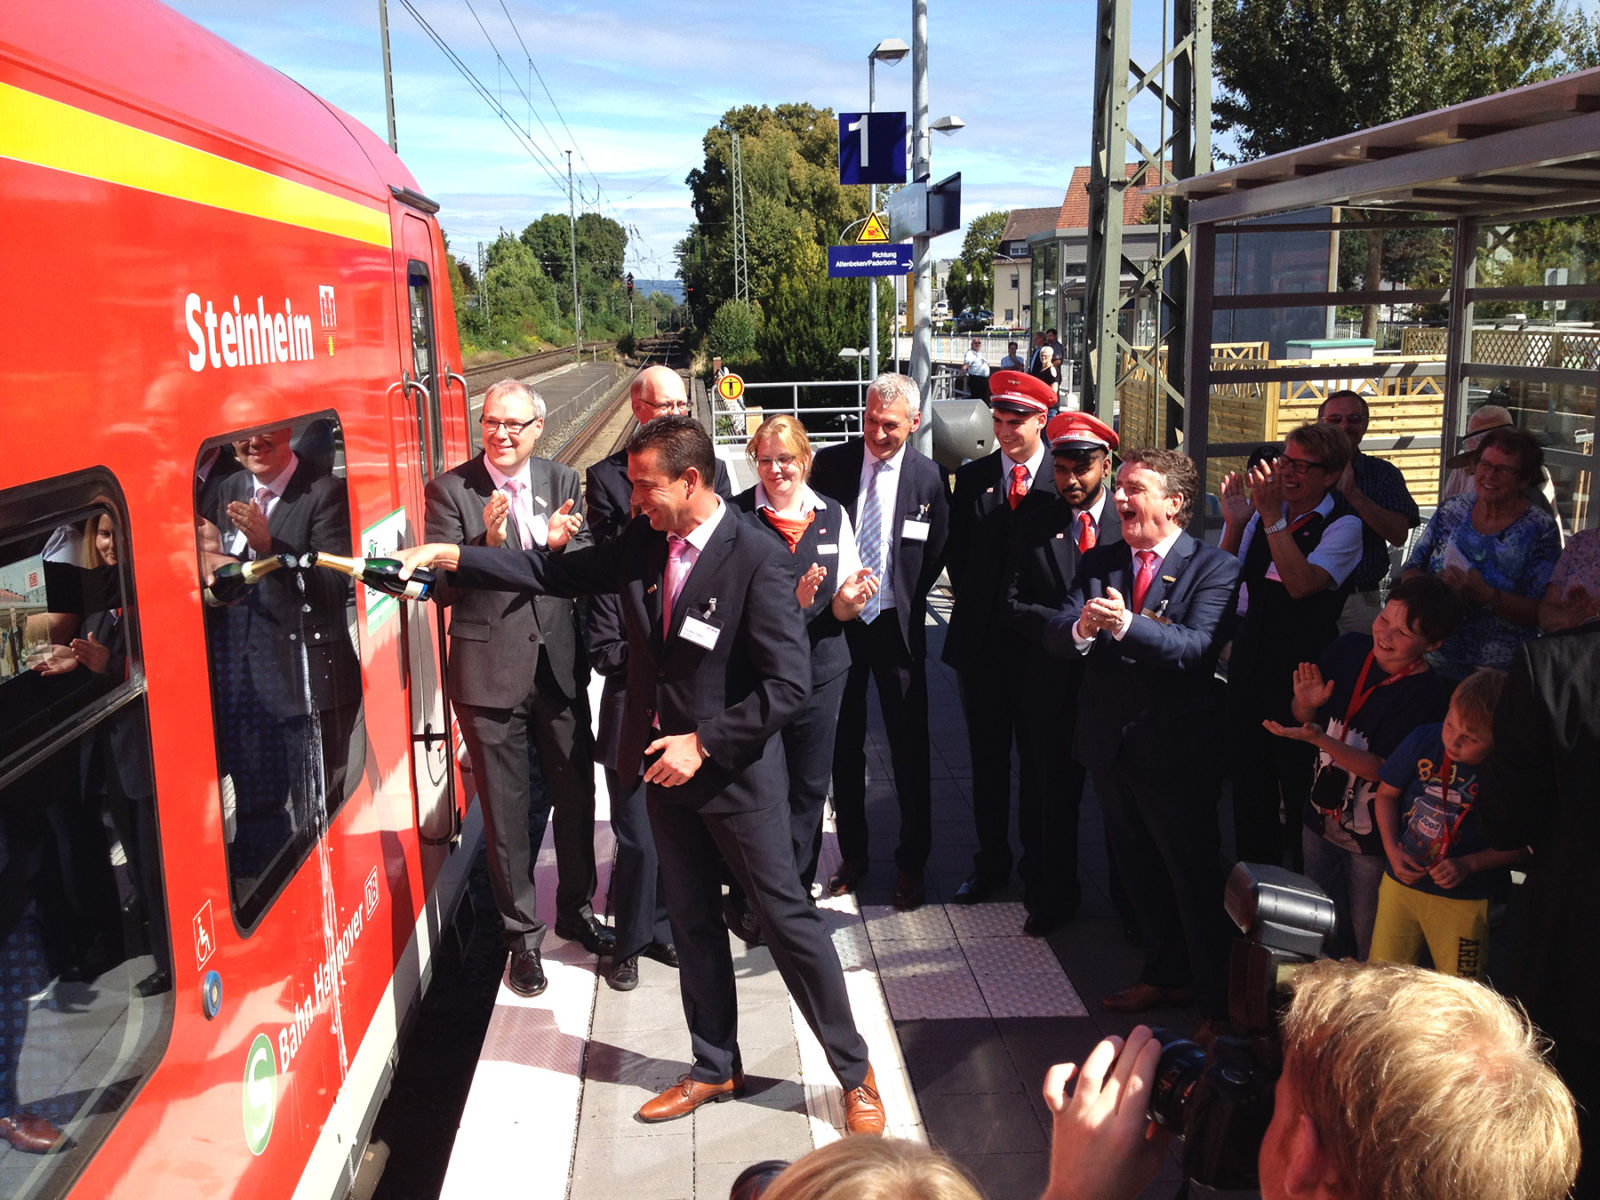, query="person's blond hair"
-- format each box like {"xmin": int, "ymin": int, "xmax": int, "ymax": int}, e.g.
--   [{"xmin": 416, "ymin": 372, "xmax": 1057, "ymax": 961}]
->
[
  {"xmin": 1450, "ymin": 666, "xmax": 1507, "ymax": 737},
  {"xmin": 1281, "ymin": 959, "xmax": 1578, "ymax": 1200},
  {"xmin": 745, "ymin": 414, "xmax": 814, "ymax": 479},
  {"xmin": 759, "ymin": 1137, "xmax": 983, "ymax": 1200}
]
